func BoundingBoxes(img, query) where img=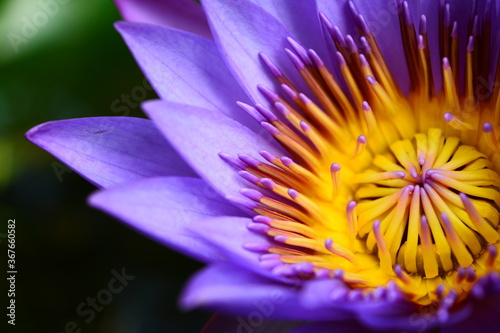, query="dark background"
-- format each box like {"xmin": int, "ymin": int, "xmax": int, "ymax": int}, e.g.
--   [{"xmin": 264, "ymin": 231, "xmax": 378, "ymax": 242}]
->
[{"xmin": 1, "ymin": 0, "xmax": 211, "ymax": 332}]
